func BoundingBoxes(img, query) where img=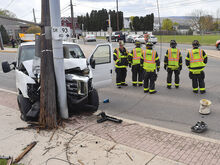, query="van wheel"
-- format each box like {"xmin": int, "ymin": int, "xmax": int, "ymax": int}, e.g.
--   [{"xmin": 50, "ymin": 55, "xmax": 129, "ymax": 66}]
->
[
  {"xmin": 17, "ymin": 94, "xmax": 32, "ymax": 121},
  {"xmin": 87, "ymin": 88, "xmax": 99, "ymax": 113}
]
